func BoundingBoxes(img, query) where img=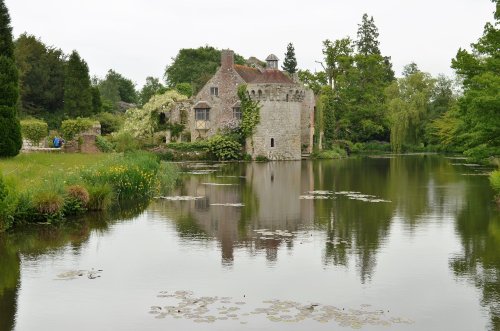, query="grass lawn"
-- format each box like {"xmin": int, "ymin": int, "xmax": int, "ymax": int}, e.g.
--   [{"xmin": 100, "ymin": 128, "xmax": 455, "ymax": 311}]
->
[{"xmin": 0, "ymin": 153, "xmax": 109, "ymax": 192}]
